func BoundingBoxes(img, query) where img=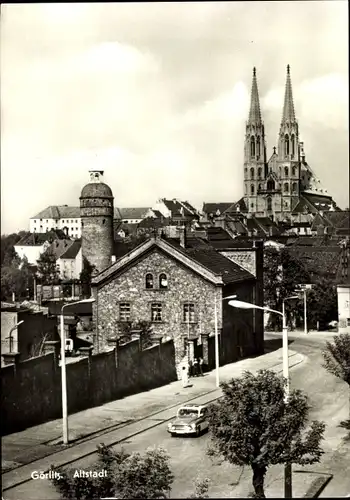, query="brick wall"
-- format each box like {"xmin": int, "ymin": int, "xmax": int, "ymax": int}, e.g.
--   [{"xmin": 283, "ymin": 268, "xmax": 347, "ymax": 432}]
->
[
  {"xmin": 1, "ymin": 339, "xmax": 177, "ymax": 435},
  {"xmin": 93, "ymin": 249, "xmax": 223, "ymax": 366}
]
